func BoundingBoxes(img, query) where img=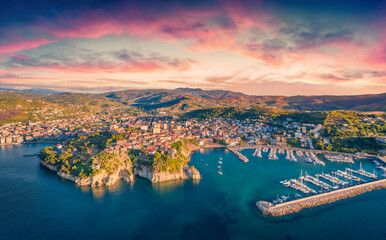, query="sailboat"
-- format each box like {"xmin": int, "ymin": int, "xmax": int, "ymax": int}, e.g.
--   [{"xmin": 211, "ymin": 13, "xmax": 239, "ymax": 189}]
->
[
  {"xmin": 218, "ymin": 156, "xmax": 223, "ymax": 164},
  {"xmin": 218, "ymin": 165, "xmax": 223, "ymax": 175}
]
